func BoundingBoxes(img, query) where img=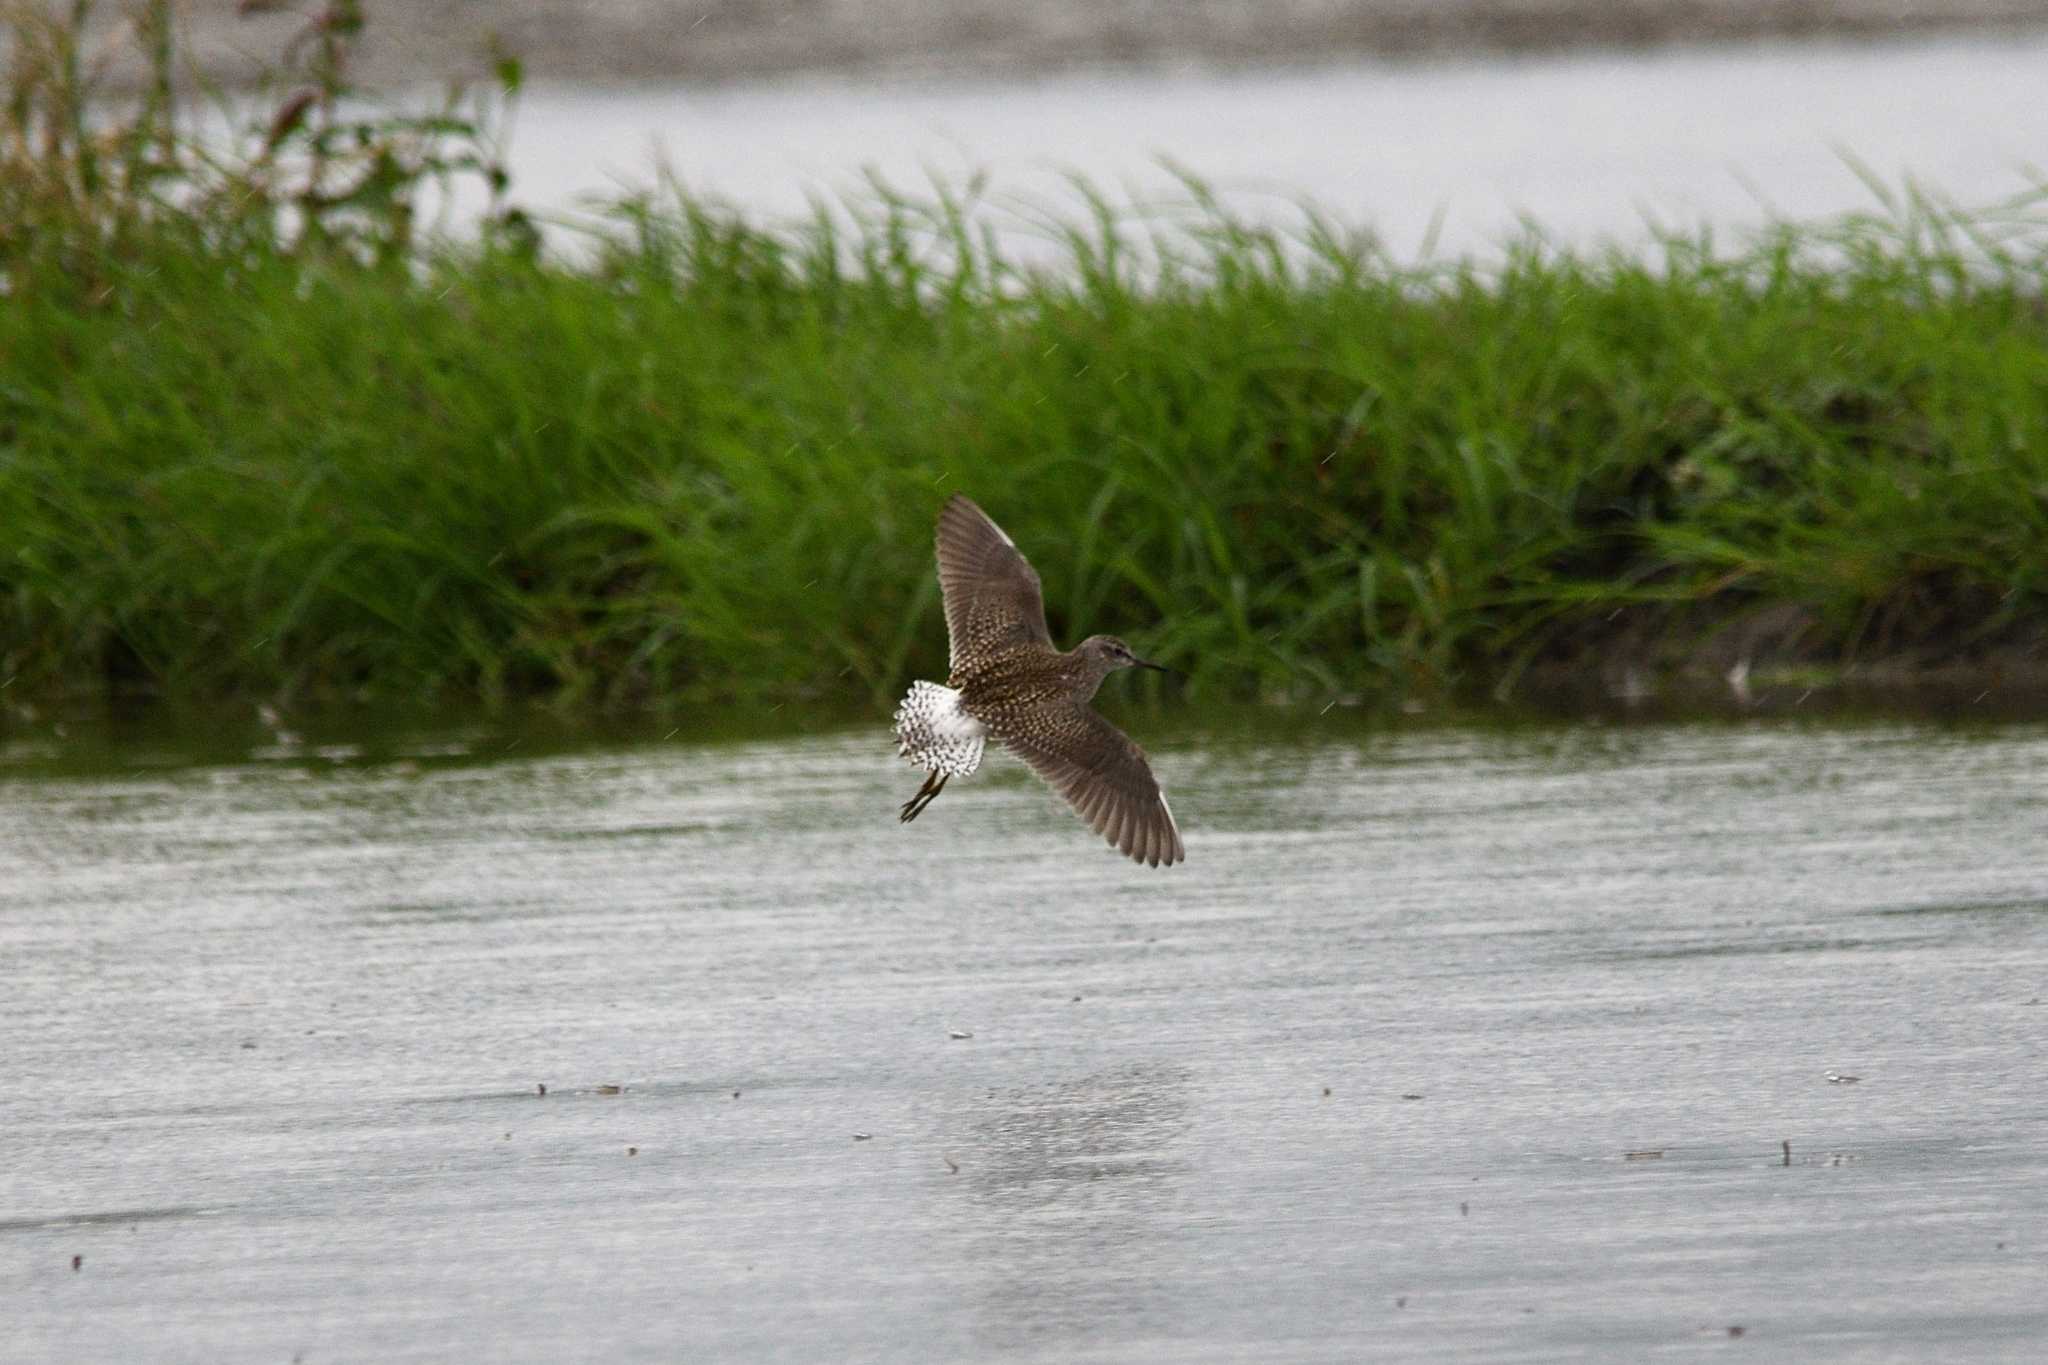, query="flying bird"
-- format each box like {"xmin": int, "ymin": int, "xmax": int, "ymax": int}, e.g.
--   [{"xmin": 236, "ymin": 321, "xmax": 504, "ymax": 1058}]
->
[{"xmin": 894, "ymin": 494, "xmax": 1185, "ymax": 867}]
